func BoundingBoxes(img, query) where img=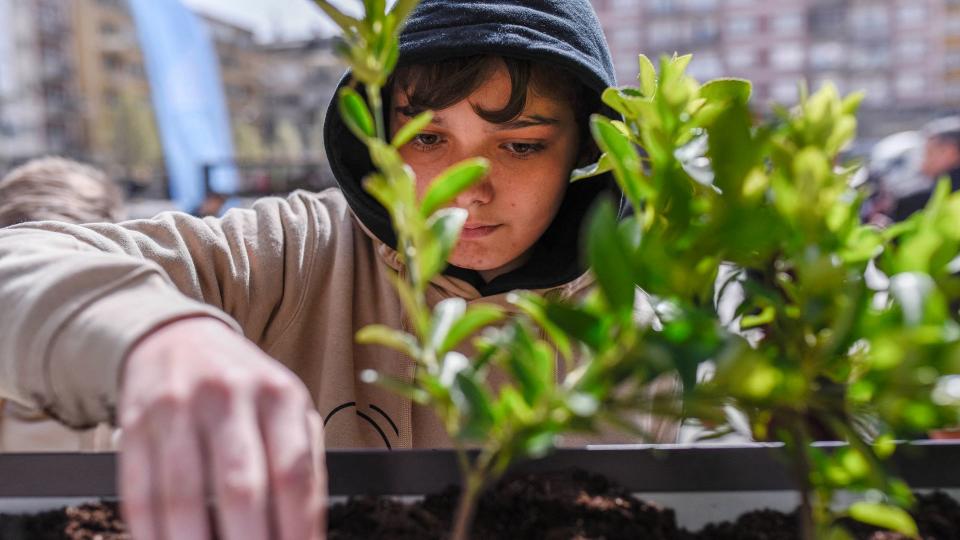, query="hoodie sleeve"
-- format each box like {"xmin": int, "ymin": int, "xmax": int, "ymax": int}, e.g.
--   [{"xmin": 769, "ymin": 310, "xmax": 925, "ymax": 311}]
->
[{"xmin": 0, "ymin": 190, "xmax": 337, "ymax": 429}]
